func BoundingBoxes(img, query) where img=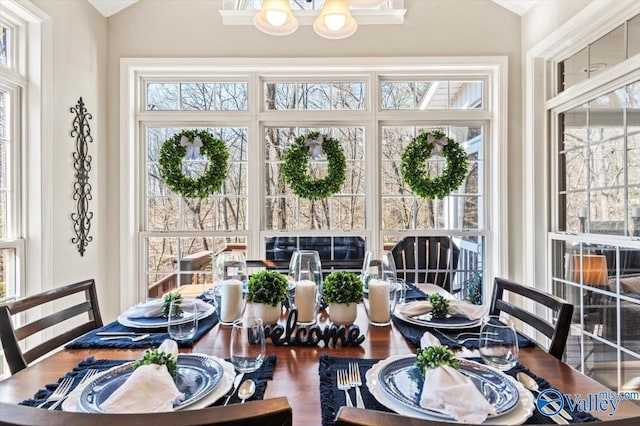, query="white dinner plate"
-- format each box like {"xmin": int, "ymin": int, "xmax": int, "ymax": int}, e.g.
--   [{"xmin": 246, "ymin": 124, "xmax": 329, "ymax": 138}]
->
[
  {"xmin": 366, "ymin": 355, "xmax": 535, "ymax": 424},
  {"xmin": 116, "ymin": 303, "xmax": 215, "ymax": 329},
  {"xmin": 393, "ymin": 309, "xmax": 483, "ymax": 329},
  {"xmin": 63, "ymin": 355, "xmax": 235, "ymax": 413}
]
